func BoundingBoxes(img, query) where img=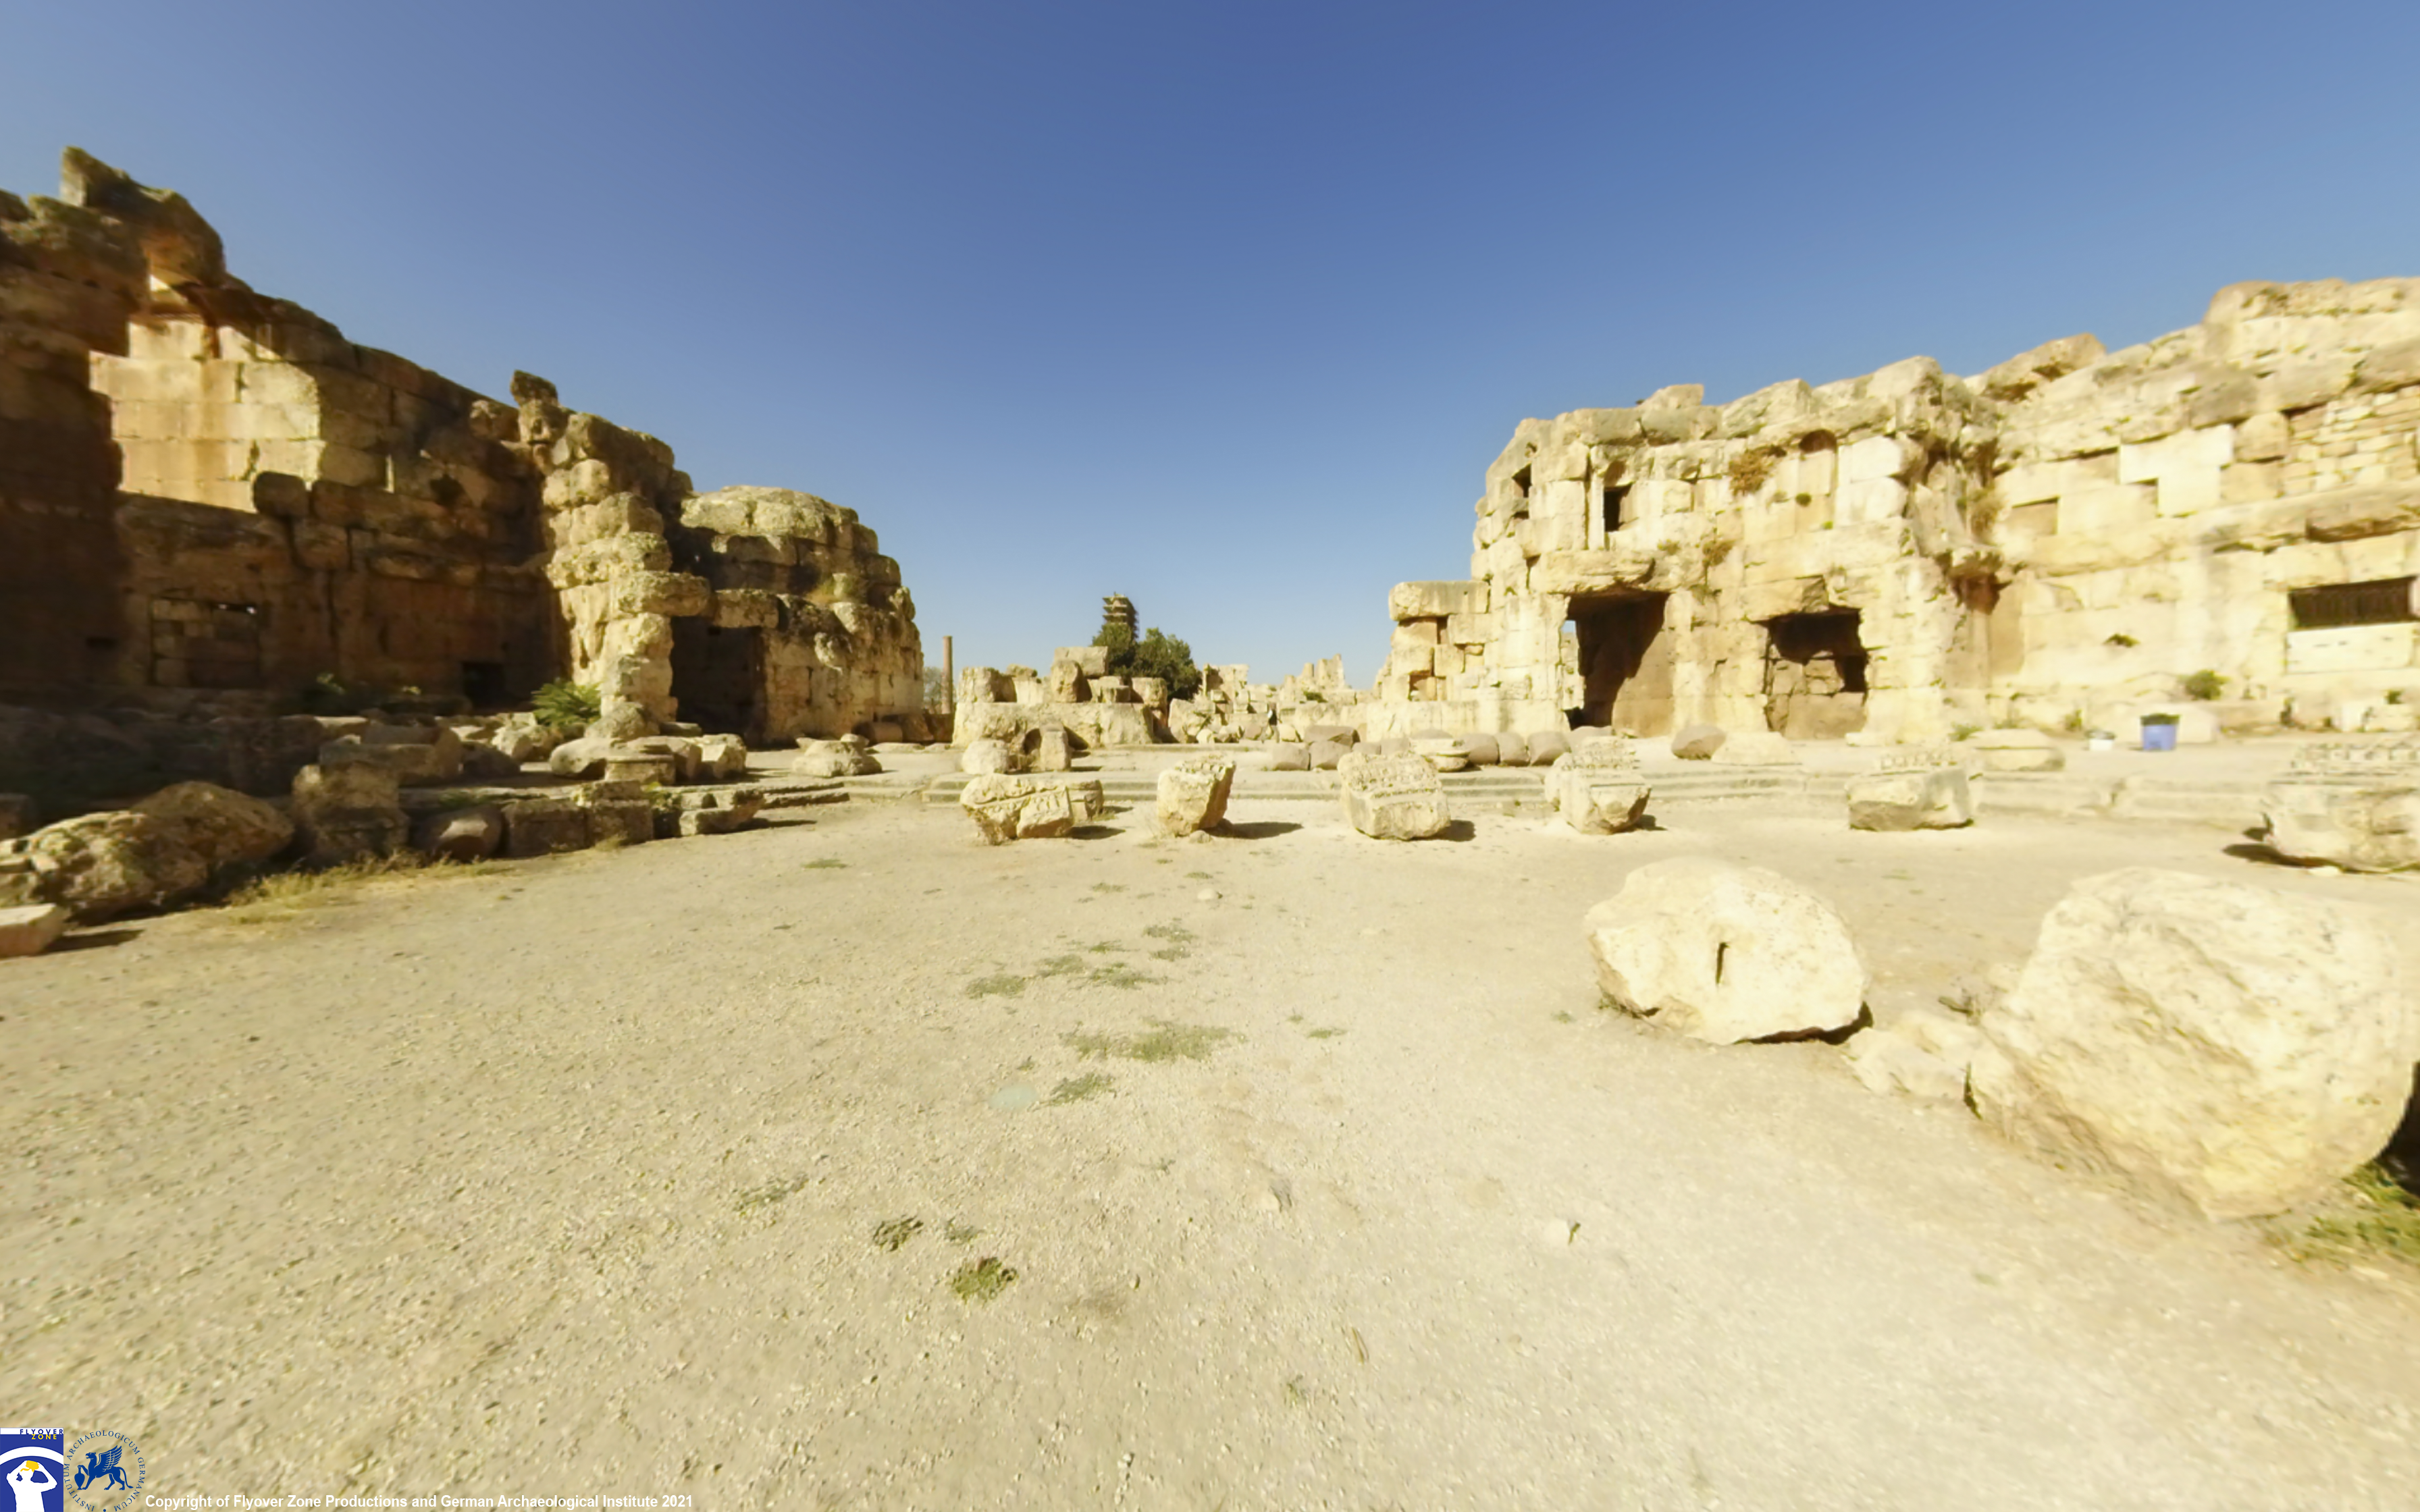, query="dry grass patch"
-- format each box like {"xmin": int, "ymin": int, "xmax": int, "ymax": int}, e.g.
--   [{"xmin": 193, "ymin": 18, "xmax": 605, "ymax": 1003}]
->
[
  {"xmin": 219, "ymin": 853, "xmax": 502, "ymax": 924},
  {"xmin": 2282, "ymin": 1165, "xmax": 2420, "ymax": 1272}
]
